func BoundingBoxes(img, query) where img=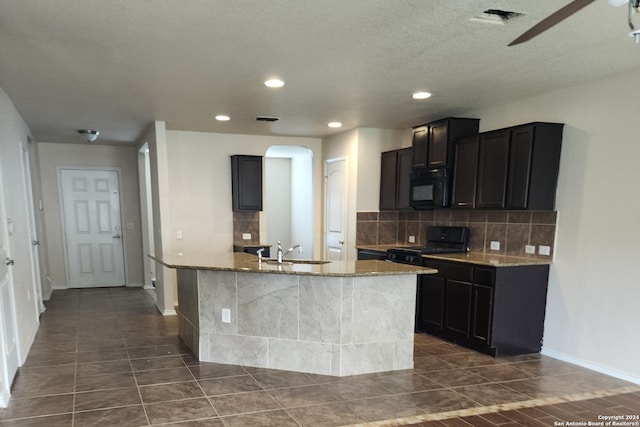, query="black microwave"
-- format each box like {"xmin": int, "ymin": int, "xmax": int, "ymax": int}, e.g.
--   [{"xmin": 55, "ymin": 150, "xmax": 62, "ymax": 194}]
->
[{"xmin": 409, "ymin": 168, "xmax": 450, "ymax": 209}]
